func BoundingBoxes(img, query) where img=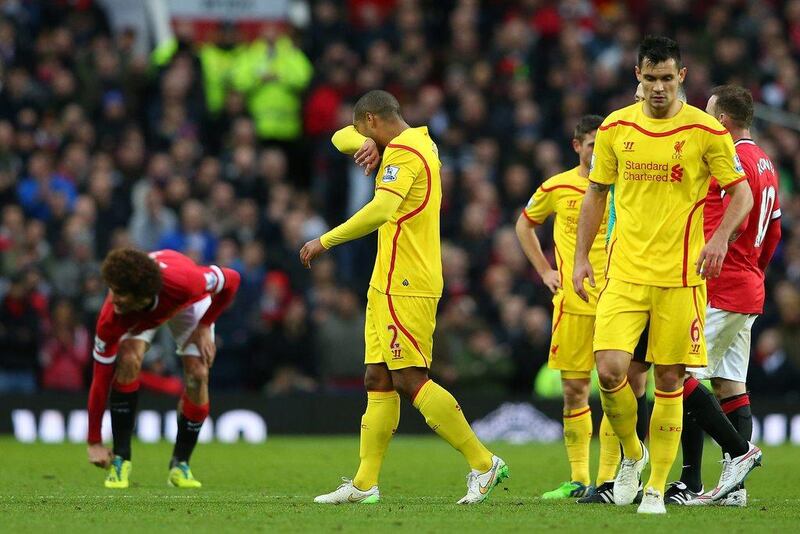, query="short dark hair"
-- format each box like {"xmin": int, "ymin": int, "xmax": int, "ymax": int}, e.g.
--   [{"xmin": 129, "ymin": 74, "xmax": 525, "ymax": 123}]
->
[
  {"xmin": 574, "ymin": 114, "xmax": 604, "ymax": 141},
  {"xmin": 101, "ymin": 248, "xmax": 162, "ymax": 297},
  {"xmin": 638, "ymin": 35, "xmax": 682, "ymax": 68},
  {"xmin": 710, "ymin": 85, "xmax": 754, "ymax": 128},
  {"xmin": 353, "ymin": 90, "xmax": 401, "ymax": 122}
]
